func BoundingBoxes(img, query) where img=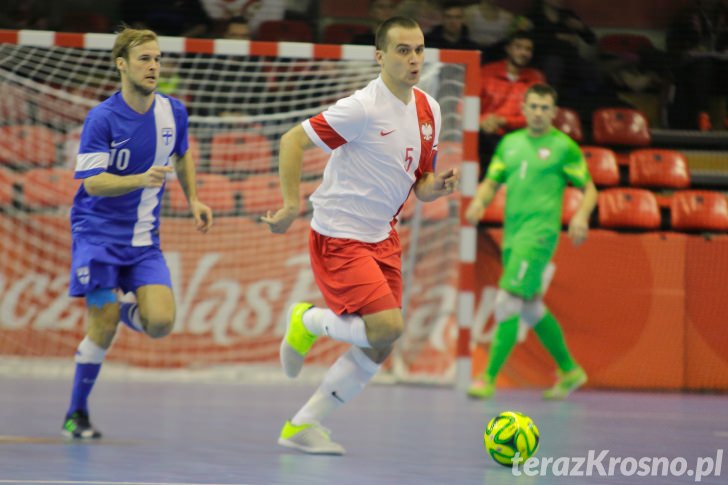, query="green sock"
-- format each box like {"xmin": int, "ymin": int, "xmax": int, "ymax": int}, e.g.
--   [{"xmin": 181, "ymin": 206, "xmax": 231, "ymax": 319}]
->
[
  {"xmin": 533, "ymin": 311, "xmax": 577, "ymax": 373},
  {"xmin": 485, "ymin": 315, "xmax": 519, "ymax": 381}
]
